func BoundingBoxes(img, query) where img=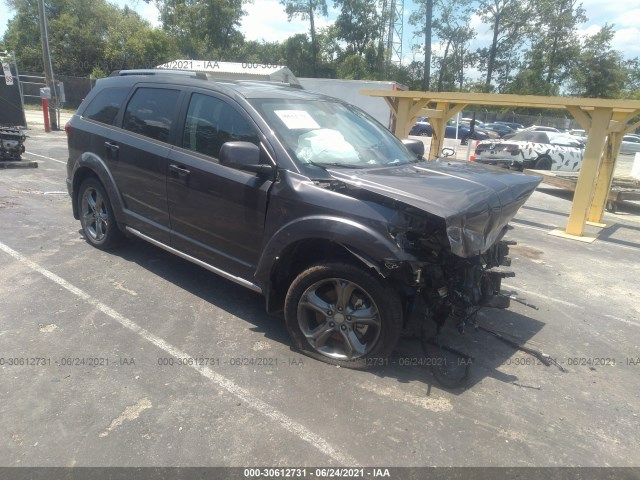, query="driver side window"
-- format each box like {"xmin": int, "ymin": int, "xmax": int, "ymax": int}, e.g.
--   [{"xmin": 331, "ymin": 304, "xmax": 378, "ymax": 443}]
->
[{"xmin": 182, "ymin": 93, "xmax": 259, "ymax": 160}]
